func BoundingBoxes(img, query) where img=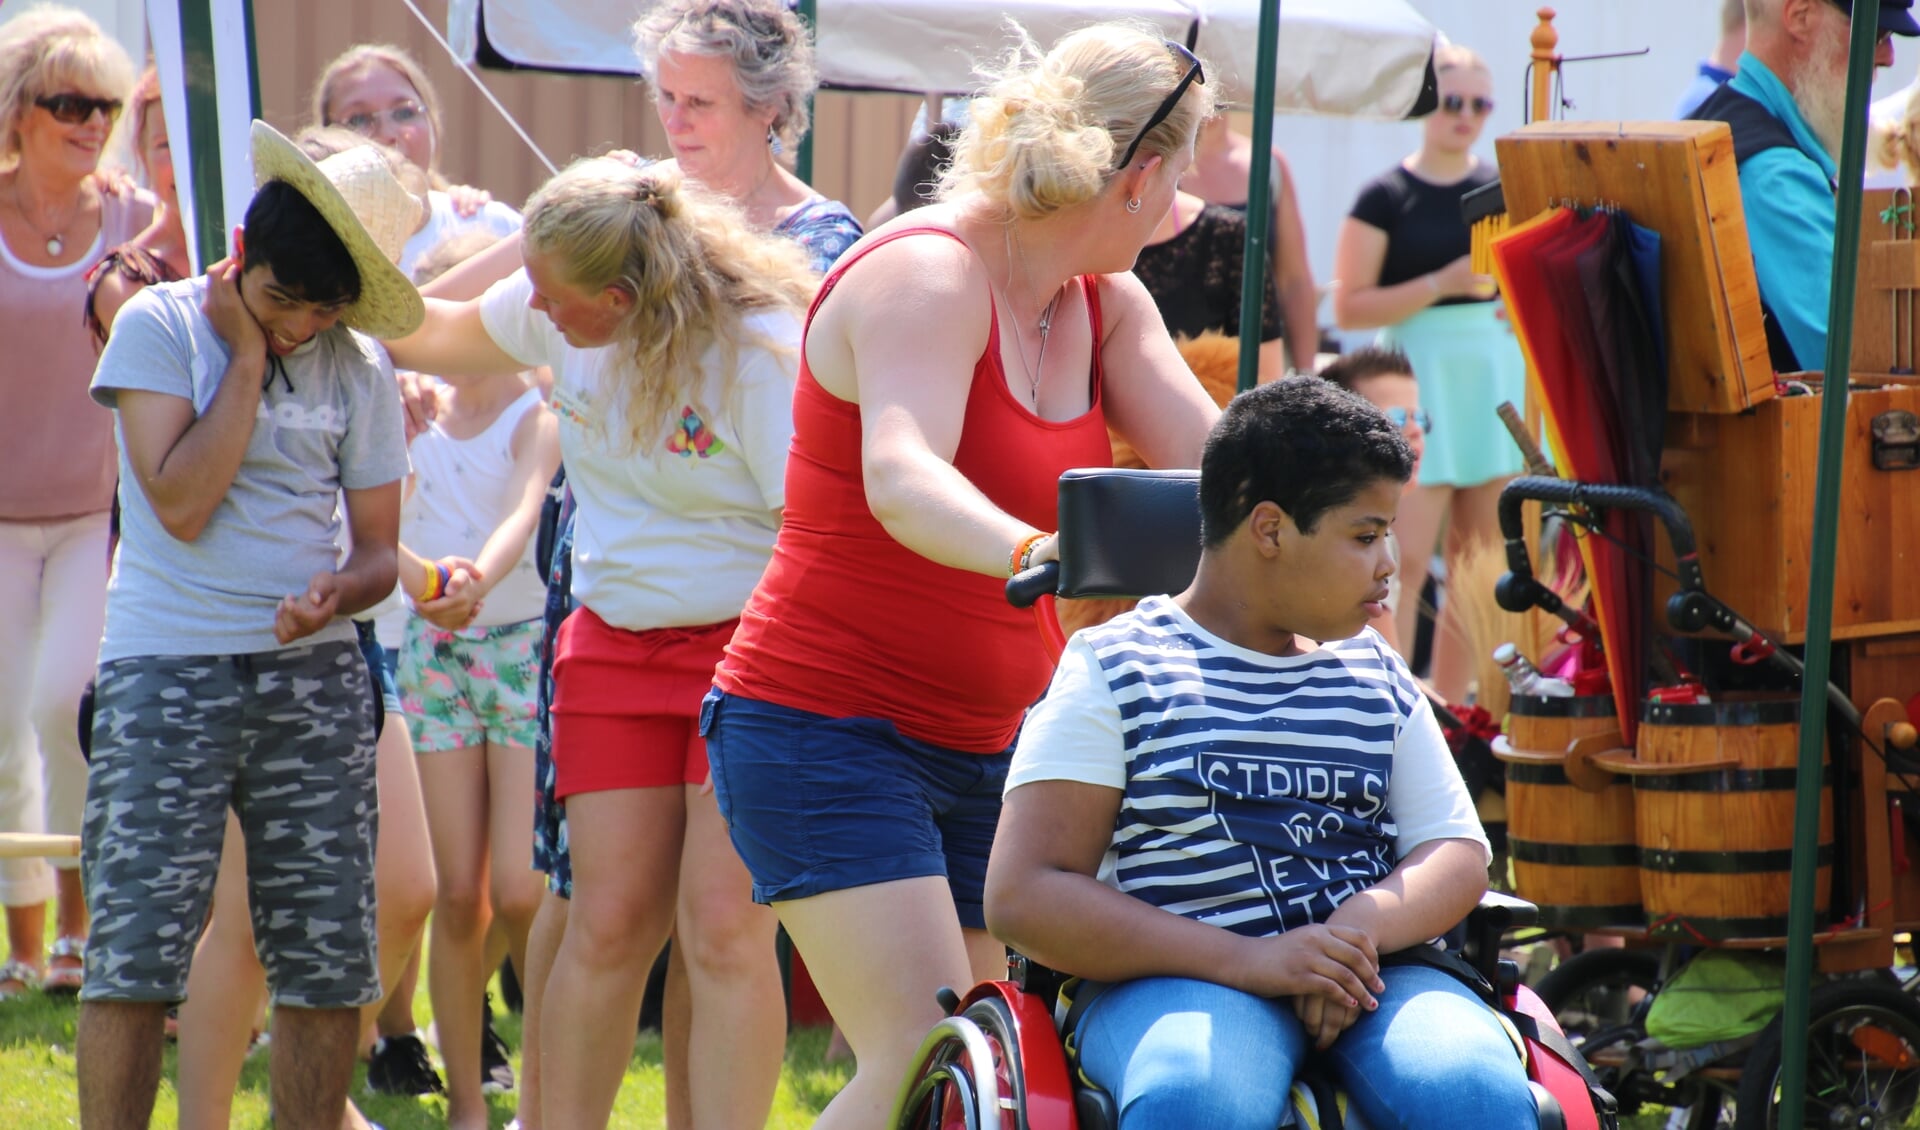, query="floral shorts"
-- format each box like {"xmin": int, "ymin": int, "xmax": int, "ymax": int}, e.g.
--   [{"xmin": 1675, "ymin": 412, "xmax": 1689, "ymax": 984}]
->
[{"xmin": 398, "ymin": 617, "xmax": 543, "ymax": 753}]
